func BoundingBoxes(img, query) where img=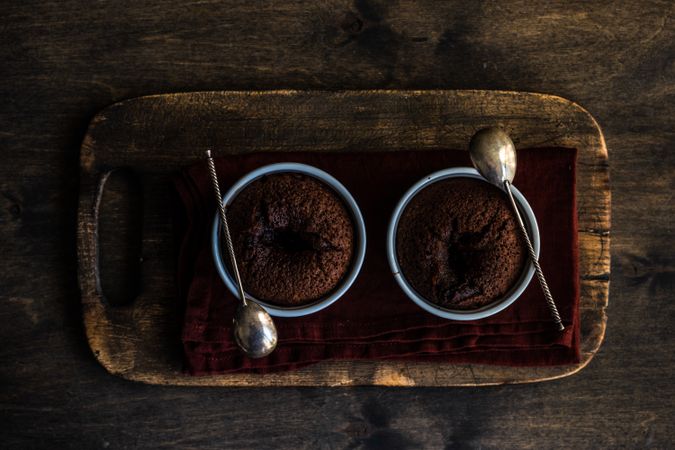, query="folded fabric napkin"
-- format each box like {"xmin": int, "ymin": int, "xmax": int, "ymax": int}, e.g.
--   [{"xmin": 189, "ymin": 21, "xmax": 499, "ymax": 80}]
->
[{"xmin": 174, "ymin": 149, "xmax": 579, "ymax": 375}]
